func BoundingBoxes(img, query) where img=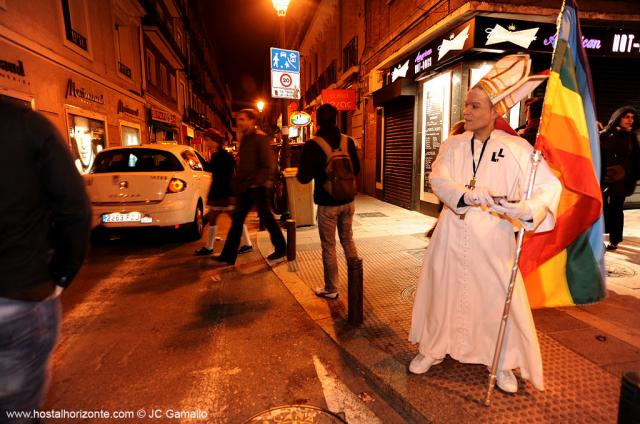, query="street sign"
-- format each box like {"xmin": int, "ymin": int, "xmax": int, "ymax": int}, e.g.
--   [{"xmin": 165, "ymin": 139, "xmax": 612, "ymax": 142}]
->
[{"xmin": 271, "ymin": 47, "xmax": 301, "ymax": 99}]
